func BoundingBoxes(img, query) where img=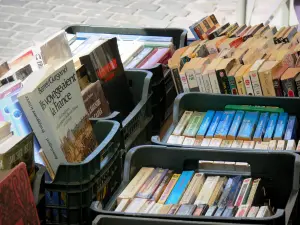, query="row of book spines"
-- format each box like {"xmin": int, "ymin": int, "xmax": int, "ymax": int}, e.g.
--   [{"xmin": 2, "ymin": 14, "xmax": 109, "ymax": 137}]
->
[
  {"xmin": 117, "ymin": 167, "xmax": 264, "ymax": 212},
  {"xmin": 172, "ymin": 110, "xmax": 297, "ymax": 142},
  {"xmin": 168, "ymin": 136, "xmax": 298, "ymax": 151},
  {"xmin": 115, "ymin": 200, "xmax": 269, "ymax": 218}
]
